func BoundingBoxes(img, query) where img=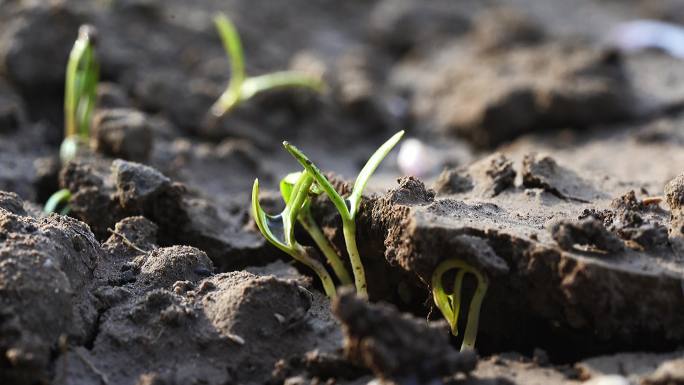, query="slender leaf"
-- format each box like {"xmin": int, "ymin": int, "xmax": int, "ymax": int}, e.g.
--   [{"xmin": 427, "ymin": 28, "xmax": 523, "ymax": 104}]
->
[
  {"xmin": 65, "ymin": 27, "xmax": 92, "ymax": 138},
  {"xmin": 283, "ymin": 142, "xmax": 350, "ymax": 220},
  {"xmin": 80, "ymin": 45, "xmax": 99, "ymax": 138},
  {"xmin": 253, "ymin": 177, "xmax": 338, "ymax": 298},
  {"xmin": 284, "ymin": 172, "xmax": 313, "ymax": 245},
  {"xmin": 348, "ymin": 130, "xmax": 404, "ymax": 217},
  {"xmin": 251, "ymin": 179, "xmax": 290, "ymax": 254},
  {"xmin": 212, "ymin": 12, "xmax": 245, "ymax": 116},
  {"xmin": 432, "ymin": 265, "xmax": 457, "ymax": 335},
  {"xmin": 279, "ymin": 172, "xmax": 353, "ymax": 285},
  {"xmin": 279, "ymin": 171, "xmax": 302, "ymax": 203},
  {"xmin": 214, "ymin": 12, "xmax": 245, "ymax": 87},
  {"xmin": 241, "ymin": 71, "xmax": 324, "ymax": 101}
]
